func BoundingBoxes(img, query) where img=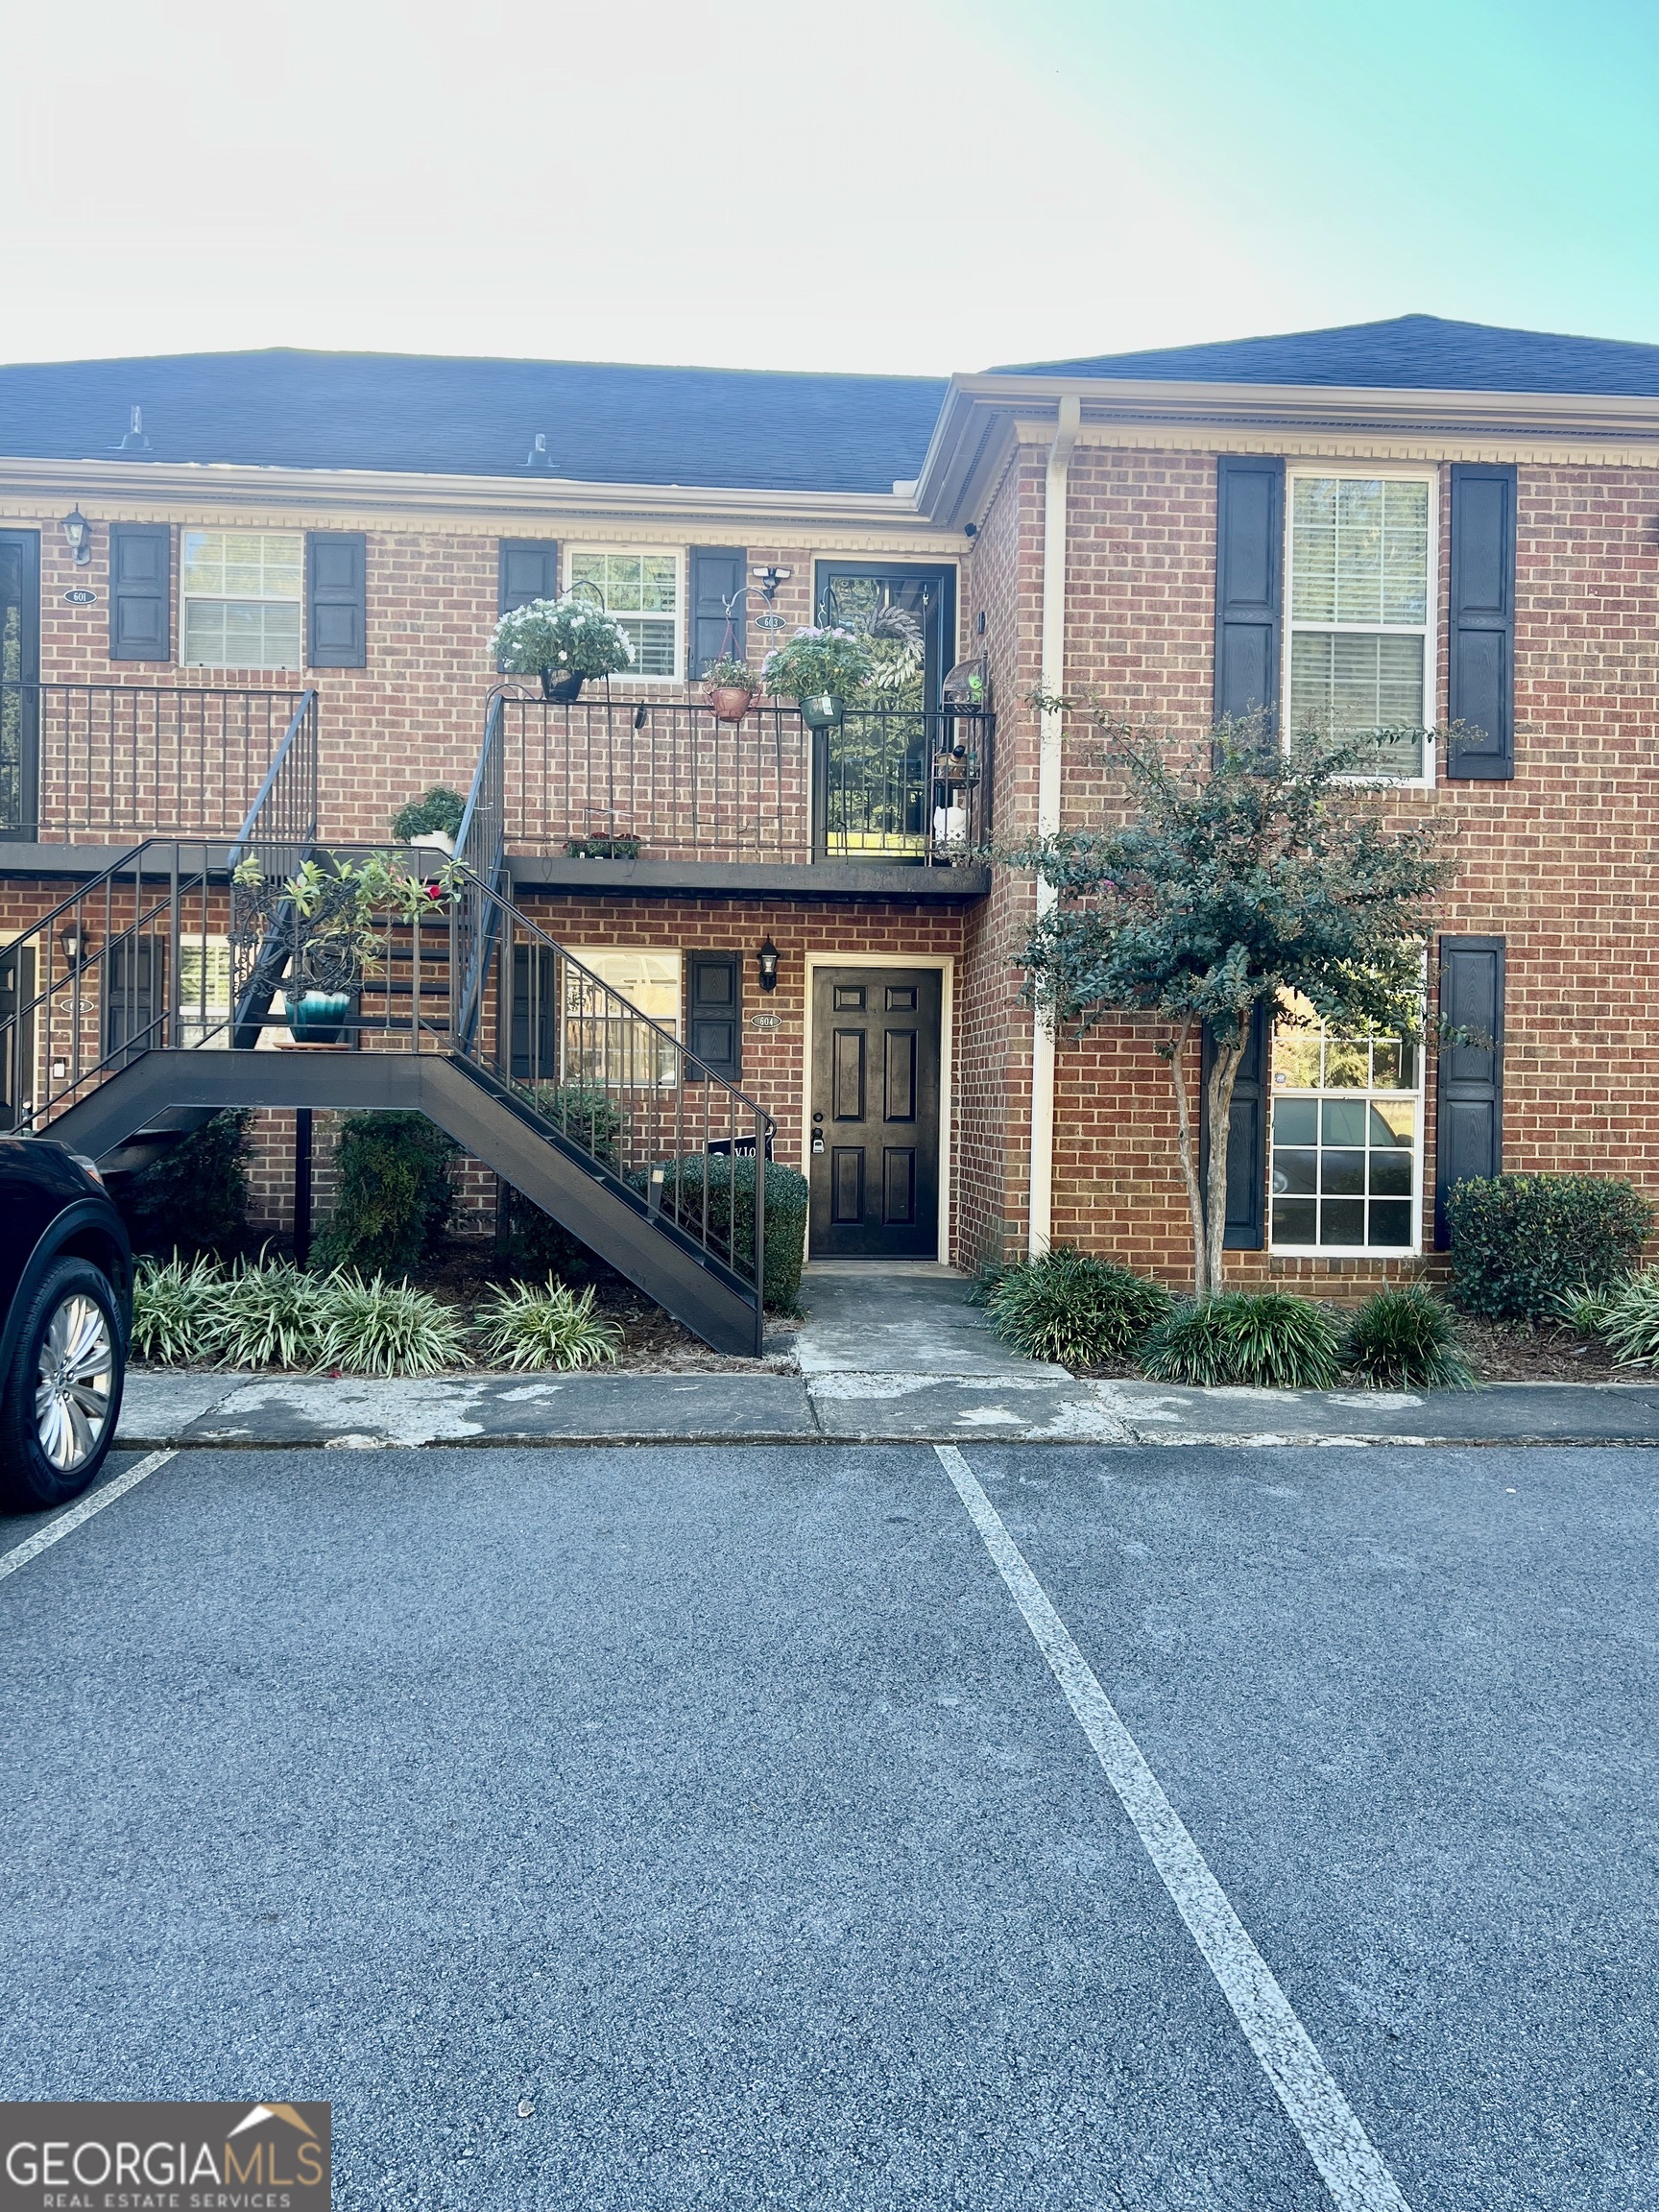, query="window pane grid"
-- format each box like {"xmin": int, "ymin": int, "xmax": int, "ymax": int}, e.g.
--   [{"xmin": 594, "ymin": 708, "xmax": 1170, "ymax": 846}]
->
[
  {"xmin": 1271, "ymin": 998, "xmax": 1421, "ymax": 1252},
  {"xmin": 181, "ymin": 529, "xmax": 302, "ymax": 670},
  {"xmin": 1286, "ymin": 475, "xmax": 1431, "ymax": 775},
  {"xmin": 566, "ymin": 550, "xmax": 681, "ymax": 678}
]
